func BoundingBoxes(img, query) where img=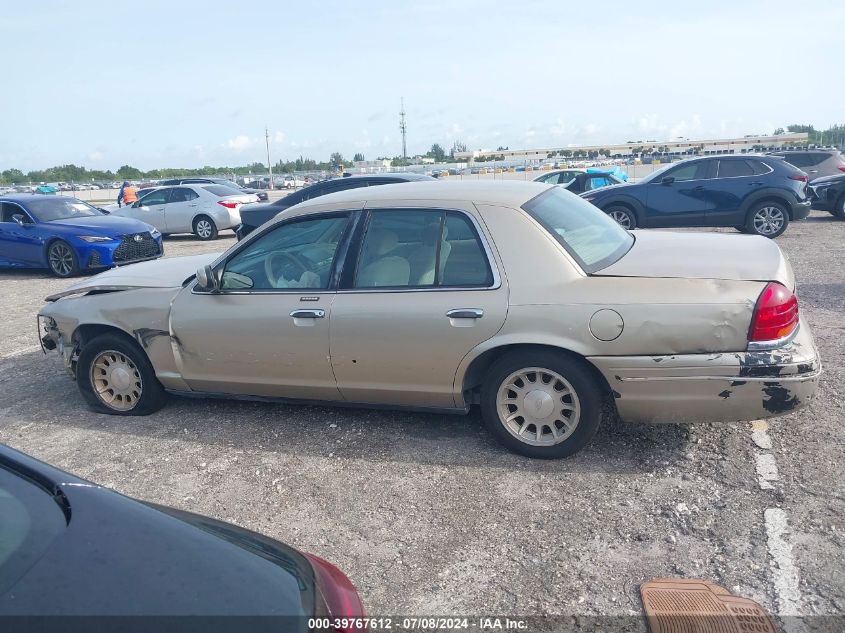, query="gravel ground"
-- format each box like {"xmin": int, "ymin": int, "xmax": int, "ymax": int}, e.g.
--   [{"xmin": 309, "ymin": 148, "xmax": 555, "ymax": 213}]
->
[{"xmin": 1, "ymin": 211, "xmax": 843, "ymax": 631}]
